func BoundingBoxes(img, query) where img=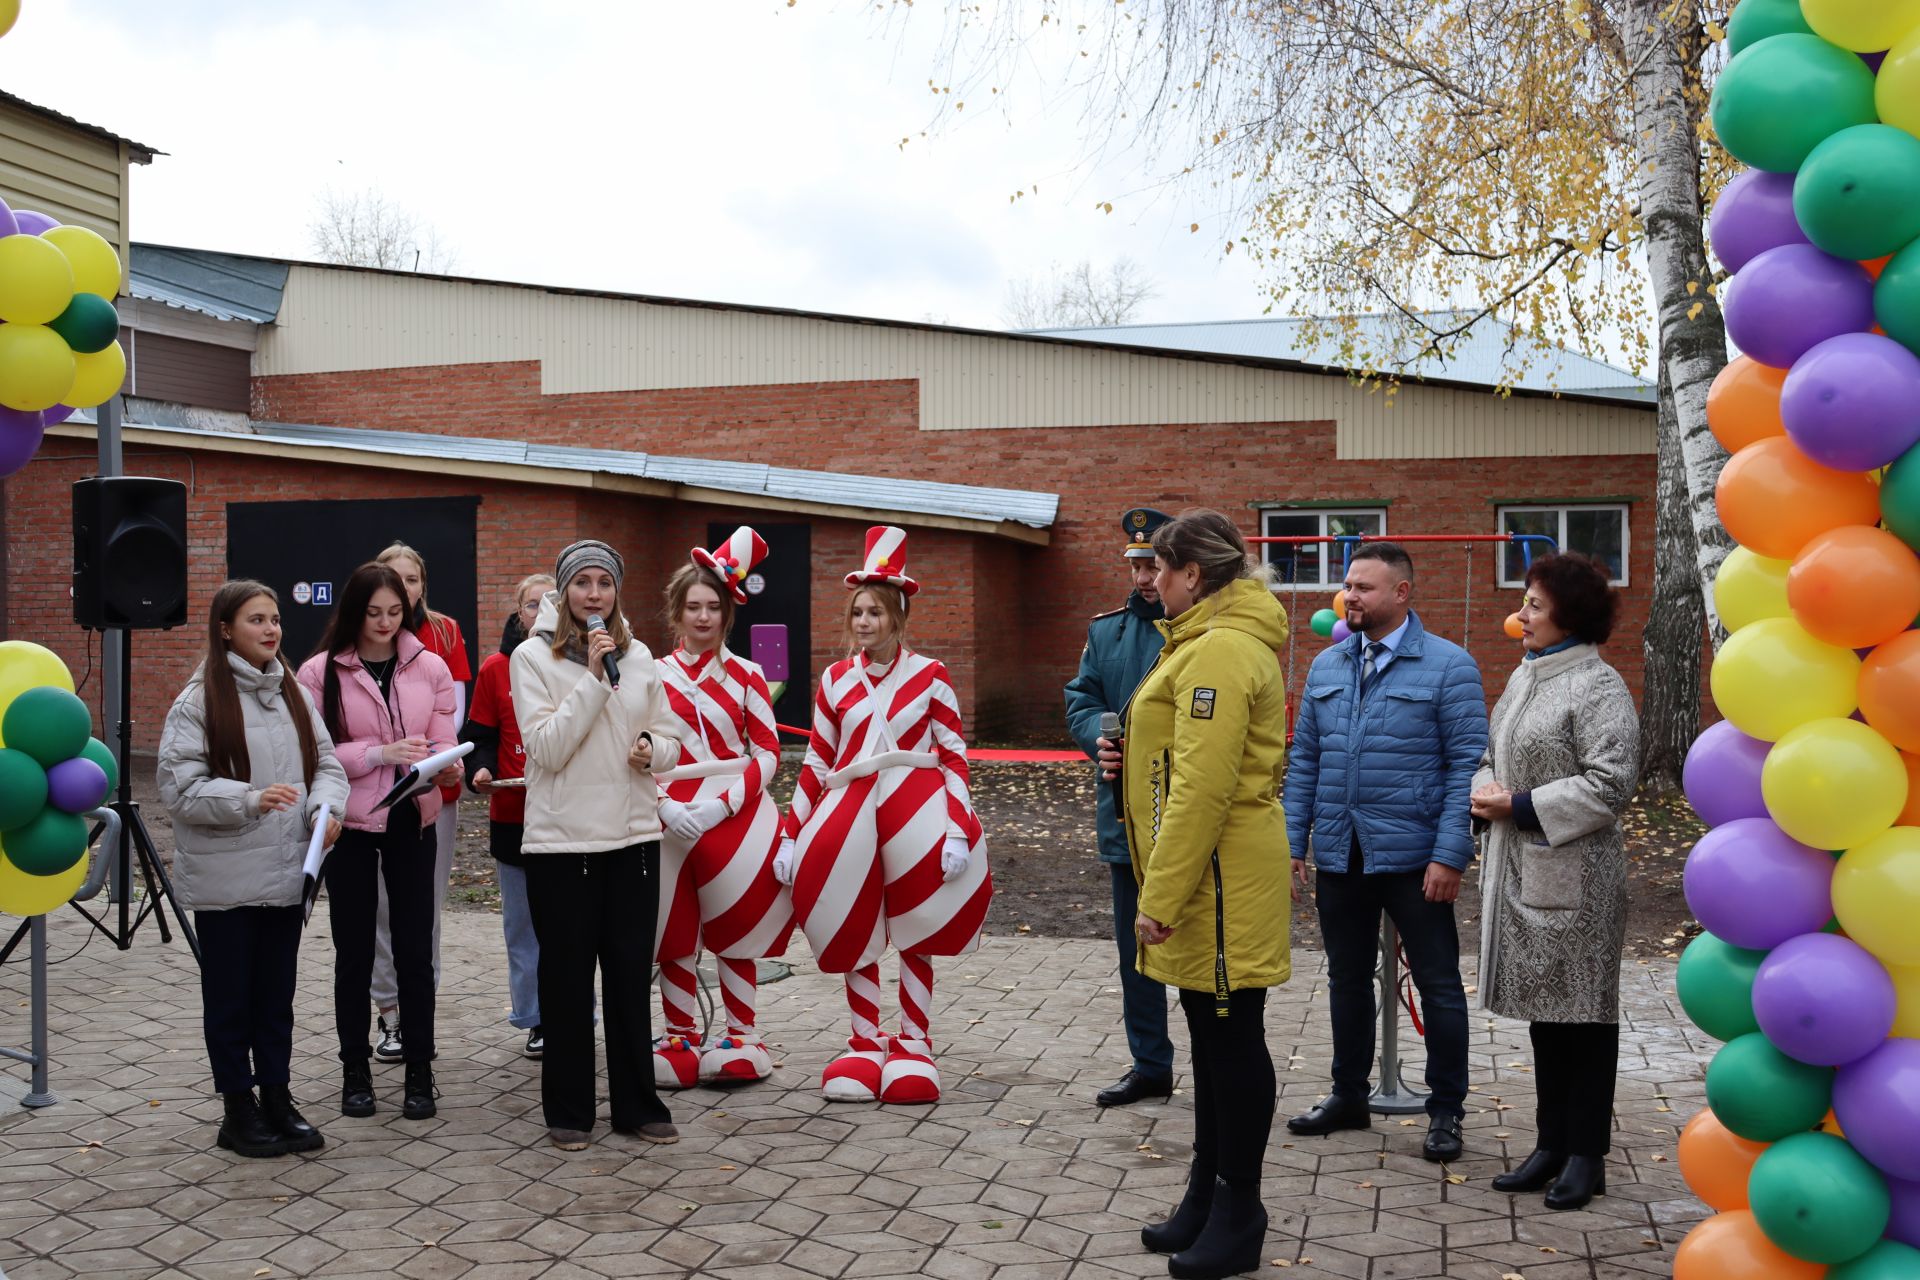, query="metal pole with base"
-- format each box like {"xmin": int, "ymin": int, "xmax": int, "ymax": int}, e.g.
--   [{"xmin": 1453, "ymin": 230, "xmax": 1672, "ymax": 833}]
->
[{"xmin": 1369, "ymin": 914, "xmax": 1430, "ymax": 1116}]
